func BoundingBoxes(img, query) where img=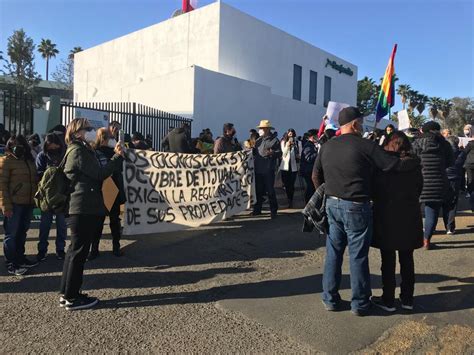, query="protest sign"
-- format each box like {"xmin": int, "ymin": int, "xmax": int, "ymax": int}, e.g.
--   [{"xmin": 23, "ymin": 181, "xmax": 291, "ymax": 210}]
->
[
  {"xmin": 326, "ymin": 101, "xmax": 349, "ymax": 126},
  {"xmin": 123, "ymin": 150, "xmax": 255, "ymax": 235},
  {"xmin": 459, "ymin": 137, "xmax": 473, "ymax": 148},
  {"xmin": 74, "ymin": 108, "xmax": 109, "ymax": 129},
  {"xmin": 103, "ymin": 177, "xmax": 119, "ymax": 212},
  {"xmin": 397, "ymin": 110, "xmax": 410, "ymax": 130}
]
